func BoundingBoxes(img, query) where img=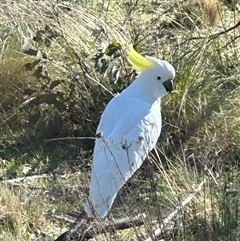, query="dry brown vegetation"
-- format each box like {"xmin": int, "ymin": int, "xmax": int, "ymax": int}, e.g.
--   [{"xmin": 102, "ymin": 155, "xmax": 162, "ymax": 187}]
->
[{"xmin": 0, "ymin": 0, "xmax": 240, "ymax": 240}]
